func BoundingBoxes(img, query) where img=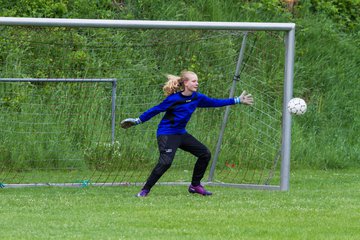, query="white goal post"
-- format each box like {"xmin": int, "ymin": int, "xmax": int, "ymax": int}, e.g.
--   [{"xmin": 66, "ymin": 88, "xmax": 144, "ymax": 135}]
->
[{"xmin": 0, "ymin": 17, "xmax": 295, "ymax": 191}]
